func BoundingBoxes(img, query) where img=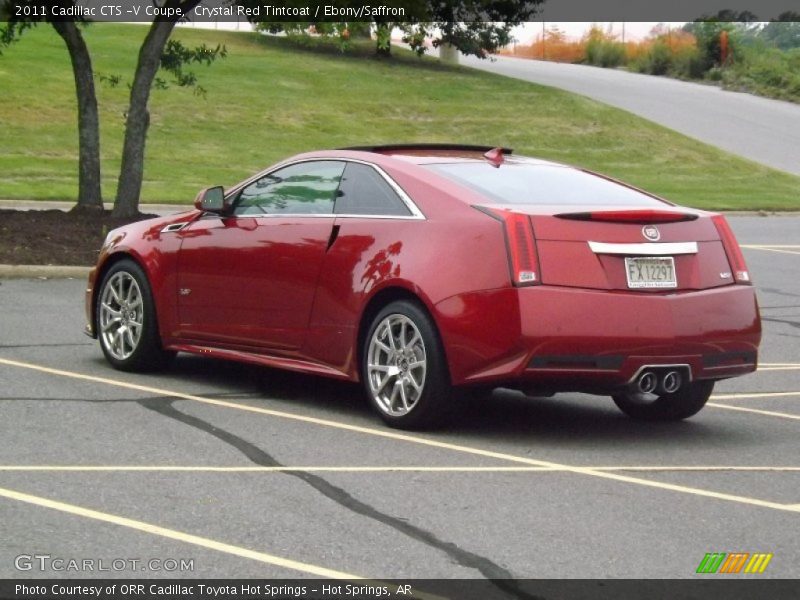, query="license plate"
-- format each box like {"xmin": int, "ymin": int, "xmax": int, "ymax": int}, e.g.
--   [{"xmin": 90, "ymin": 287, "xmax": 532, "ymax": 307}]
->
[{"xmin": 625, "ymin": 257, "xmax": 677, "ymax": 289}]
